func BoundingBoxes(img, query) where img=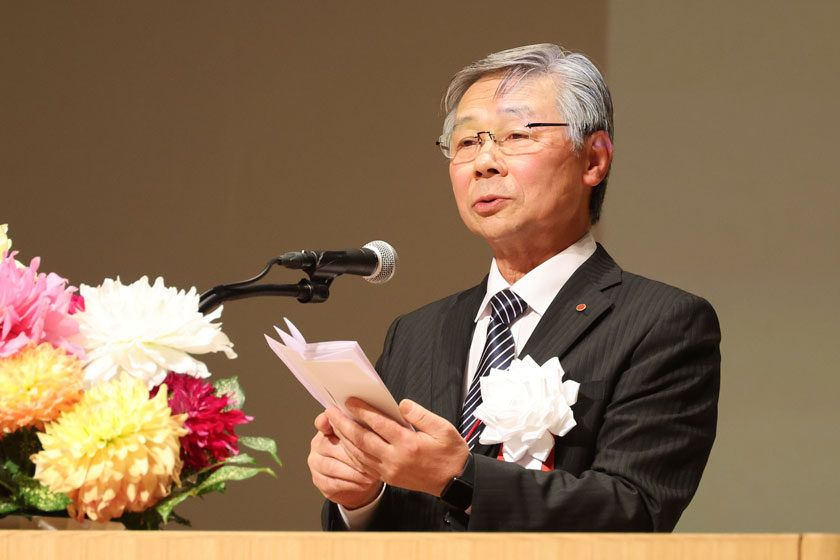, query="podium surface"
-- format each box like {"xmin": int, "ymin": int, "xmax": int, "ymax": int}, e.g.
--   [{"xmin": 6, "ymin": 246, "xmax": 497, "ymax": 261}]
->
[{"xmin": 1, "ymin": 532, "xmax": 838, "ymax": 560}]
